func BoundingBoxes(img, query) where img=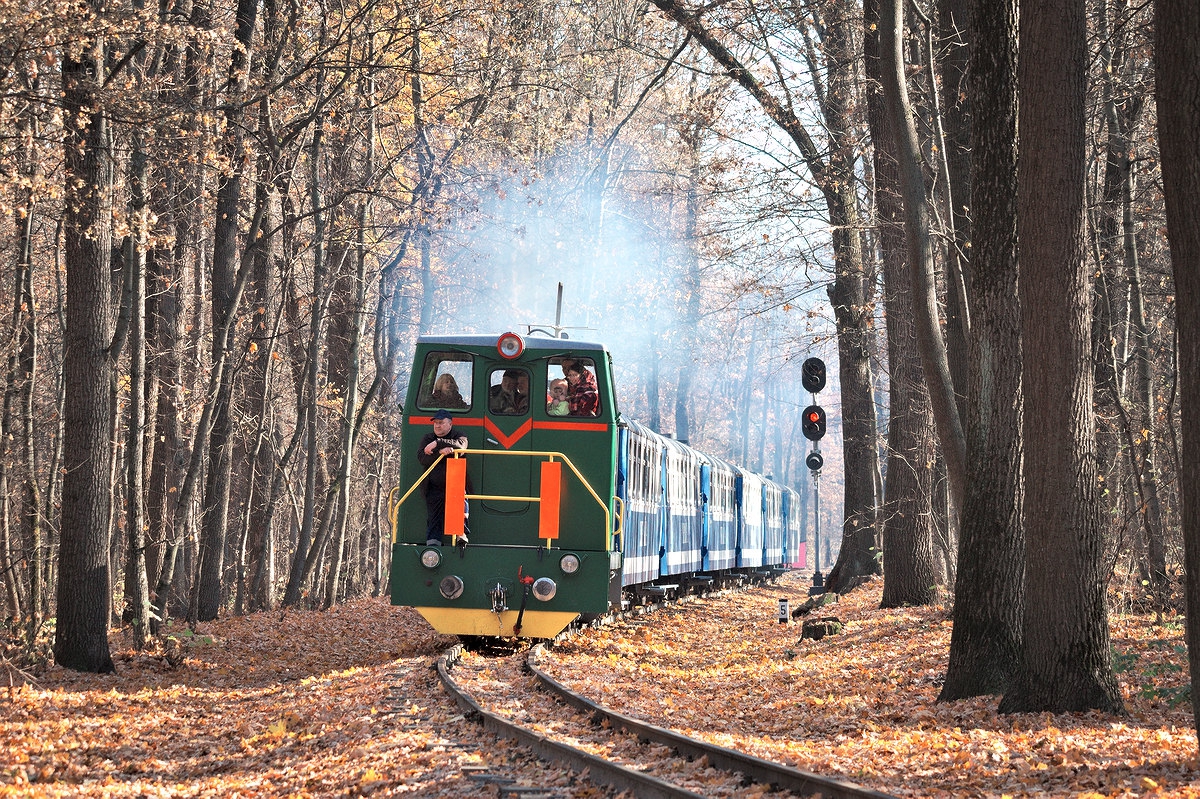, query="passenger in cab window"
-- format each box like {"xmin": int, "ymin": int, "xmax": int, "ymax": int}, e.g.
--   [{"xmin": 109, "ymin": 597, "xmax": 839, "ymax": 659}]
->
[
  {"xmin": 547, "ymin": 378, "xmax": 569, "ymax": 415},
  {"xmin": 429, "ymin": 373, "xmax": 467, "ymax": 409},
  {"xmin": 489, "ymin": 369, "xmax": 529, "ymax": 415},
  {"xmin": 565, "ymin": 361, "xmax": 599, "ymax": 417}
]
